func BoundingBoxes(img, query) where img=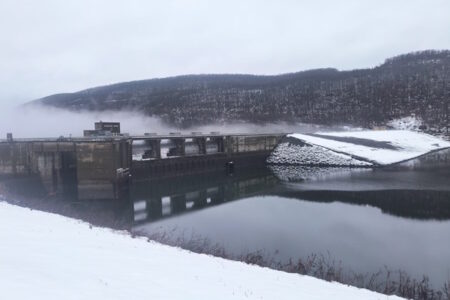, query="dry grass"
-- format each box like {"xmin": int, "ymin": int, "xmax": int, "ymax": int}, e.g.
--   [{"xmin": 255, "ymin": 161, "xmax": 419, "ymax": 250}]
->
[{"xmin": 146, "ymin": 230, "xmax": 450, "ymax": 300}]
